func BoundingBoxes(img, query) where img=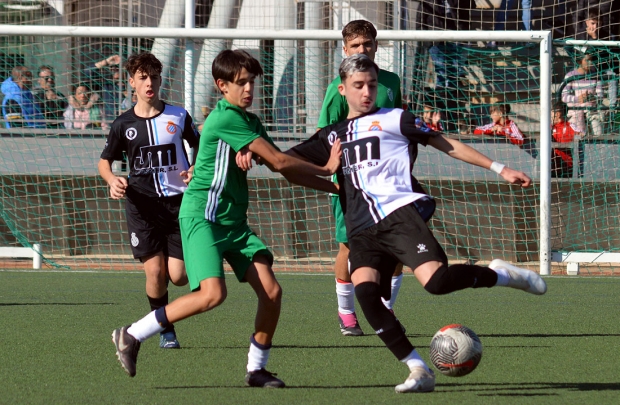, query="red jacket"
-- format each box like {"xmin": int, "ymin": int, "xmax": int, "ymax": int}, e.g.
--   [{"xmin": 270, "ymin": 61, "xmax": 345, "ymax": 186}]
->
[
  {"xmin": 552, "ymin": 121, "xmax": 580, "ymax": 166},
  {"xmin": 473, "ymin": 119, "xmax": 524, "ymax": 145}
]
